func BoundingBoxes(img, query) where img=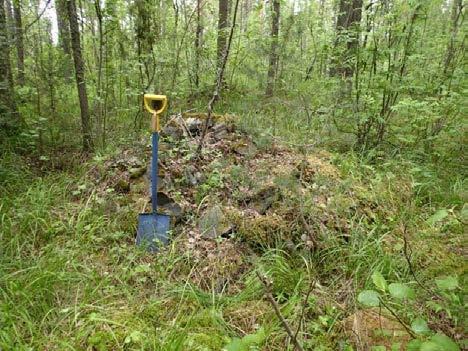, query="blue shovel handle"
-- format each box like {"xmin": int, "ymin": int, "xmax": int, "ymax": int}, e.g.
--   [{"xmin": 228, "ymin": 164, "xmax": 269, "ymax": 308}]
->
[{"xmin": 151, "ymin": 132, "xmax": 159, "ymax": 213}]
